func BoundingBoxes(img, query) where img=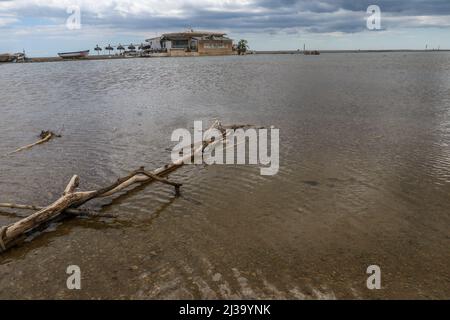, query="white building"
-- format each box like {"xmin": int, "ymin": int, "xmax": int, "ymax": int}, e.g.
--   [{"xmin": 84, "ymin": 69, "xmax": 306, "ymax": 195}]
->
[
  {"xmin": 146, "ymin": 37, "xmax": 171, "ymax": 51},
  {"xmin": 145, "ymin": 30, "xmax": 234, "ymax": 56}
]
